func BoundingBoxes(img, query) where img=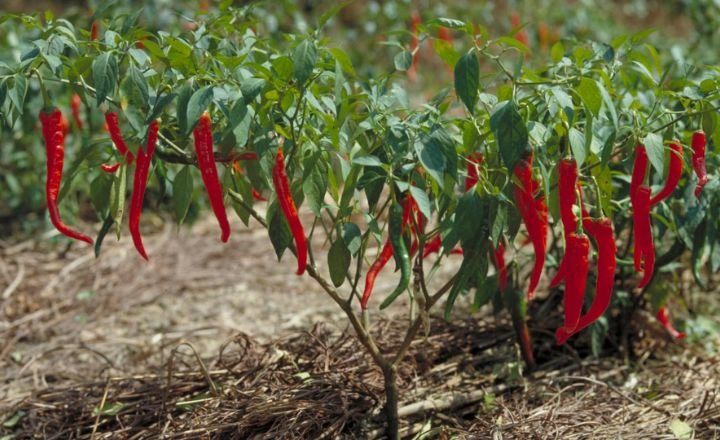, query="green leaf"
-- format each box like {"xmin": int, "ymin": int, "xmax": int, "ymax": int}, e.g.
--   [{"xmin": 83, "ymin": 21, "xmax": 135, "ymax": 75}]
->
[
  {"xmin": 575, "ymin": 77, "xmax": 601, "ymax": 117},
  {"xmin": 409, "ymin": 186, "xmax": 431, "ymax": 221},
  {"xmin": 122, "ymin": 65, "xmax": 149, "ymax": 109},
  {"xmin": 186, "ymin": 86, "xmax": 214, "ymax": 134},
  {"xmin": 293, "ymin": 39, "xmax": 317, "ymax": 86},
  {"xmin": 394, "ymin": 50, "xmax": 412, "ymax": 71},
  {"xmin": 90, "ymin": 174, "xmax": 113, "ymax": 215},
  {"xmin": 569, "ymin": 127, "xmax": 587, "ymax": 167},
  {"xmin": 9, "ymin": 74, "xmax": 27, "ymax": 114},
  {"xmin": 454, "ymin": 50, "xmax": 480, "ymax": 113},
  {"xmin": 302, "ymin": 158, "xmax": 327, "ymax": 217},
  {"xmin": 433, "ymin": 38, "xmax": 460, "ymax": 69},
  {"xmin": 490, "ymin": 102, "xmax": 529, "ymax": 172},
  {"xmin": 342, "ymin": 223, "xmax": 362, "ymax": 255},
  {"xmin": 328, "ymin": 238, "xmax": 351, "ymax": 287},
  {"xmin": 173, "ymin": 166, "xmax": 193, "ymax": 224},
  {"xmin": 92, "ymin": 52, "xmax": 118, "ymax": 106},
  {"xmin": 643, "ymin": 133, "xmax": 665, "ymax": 176},
  {"xmin": 268, "ymin": 204, "xmax": 293, "ymax": 260},
  {"xmin": 176, "ymin": 82, "xmax": 194, "ymax": 136}
]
